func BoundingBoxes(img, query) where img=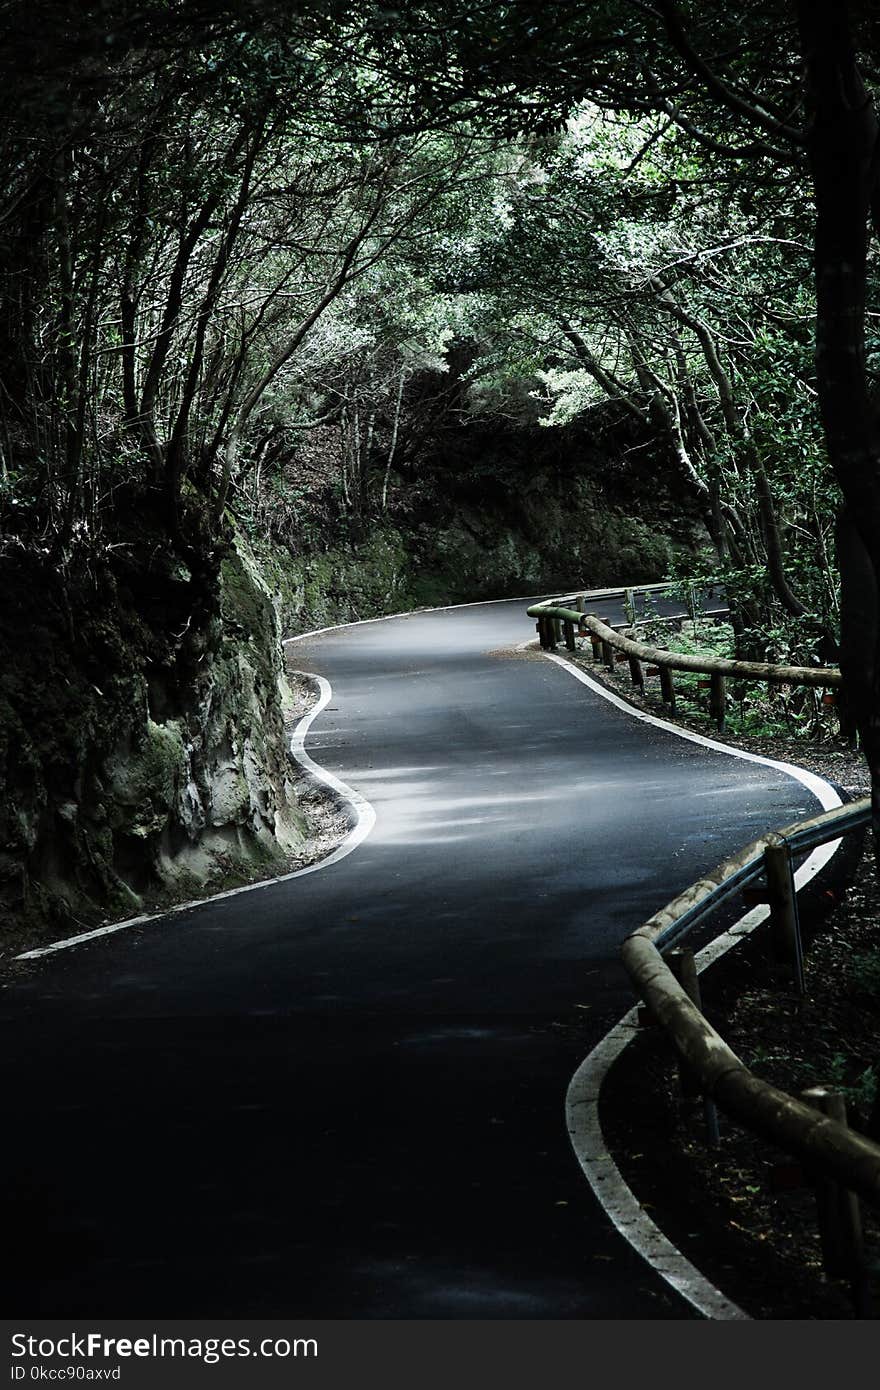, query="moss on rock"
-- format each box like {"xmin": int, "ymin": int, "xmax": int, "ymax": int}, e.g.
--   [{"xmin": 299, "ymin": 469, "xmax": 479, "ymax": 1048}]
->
[{"xmin": 0, "ymin": 528, "xmax": 308, "ymax": 951}]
